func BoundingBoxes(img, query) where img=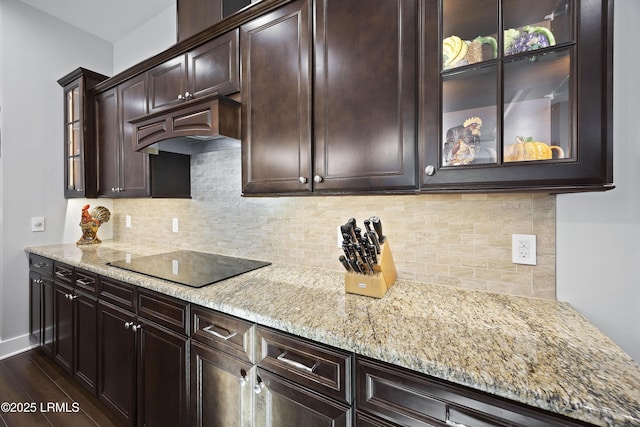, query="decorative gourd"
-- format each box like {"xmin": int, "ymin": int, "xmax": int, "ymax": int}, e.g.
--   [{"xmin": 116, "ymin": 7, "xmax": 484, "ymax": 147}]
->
[{"xmin": 504, "ymin": 137, "xmax": 564, "ymax": 162}]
